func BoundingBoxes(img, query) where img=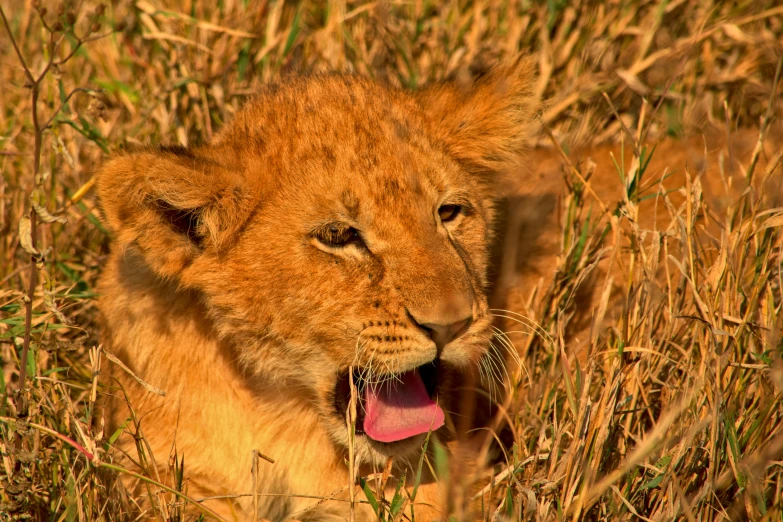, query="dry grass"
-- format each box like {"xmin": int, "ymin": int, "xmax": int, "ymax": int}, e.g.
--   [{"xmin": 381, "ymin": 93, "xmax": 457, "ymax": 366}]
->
[{"xmin": 1, "ymin": 0, "xmax": 782, "ymax": 520}]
